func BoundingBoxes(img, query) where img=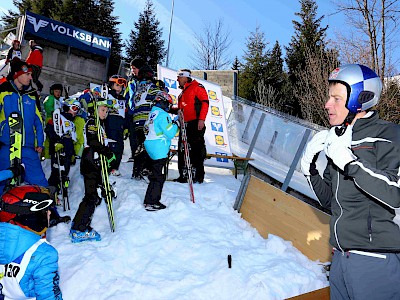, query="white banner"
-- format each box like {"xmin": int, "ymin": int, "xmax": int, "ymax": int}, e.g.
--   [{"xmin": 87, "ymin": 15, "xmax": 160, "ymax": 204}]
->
[{"xmin": 157, "ymin": 65, "xmax": 234, "ymax": 168}]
